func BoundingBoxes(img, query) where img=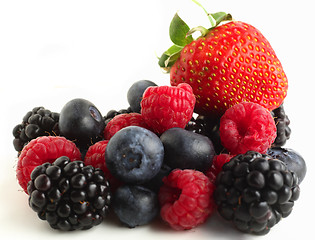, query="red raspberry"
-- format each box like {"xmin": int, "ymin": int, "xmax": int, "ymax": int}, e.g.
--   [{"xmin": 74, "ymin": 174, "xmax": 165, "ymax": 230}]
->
[
  {"xmin": 219, "ymin": 102, "xmax": 277, "ymax": 155},
  {"xmin": 104, "ymin": 113, "xmax": 149, "ymax": 140},
  {"xmin": 141, "ymin": 83, "xmax": 196, "ymax": 135},
  {"xmin": 16, "ymin": 136, "xmax": 81, "ymax": 193},
  {"xmin": 84, "ymin": 140, "xmax": 122, "ymax": 190},
  {"xmin": 159, "ymin": 169, "xmax": 215, "ymax": 230},
  {"xmin": 205, "ymin": 154, "xmax": 233, "ymax": 184}
]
